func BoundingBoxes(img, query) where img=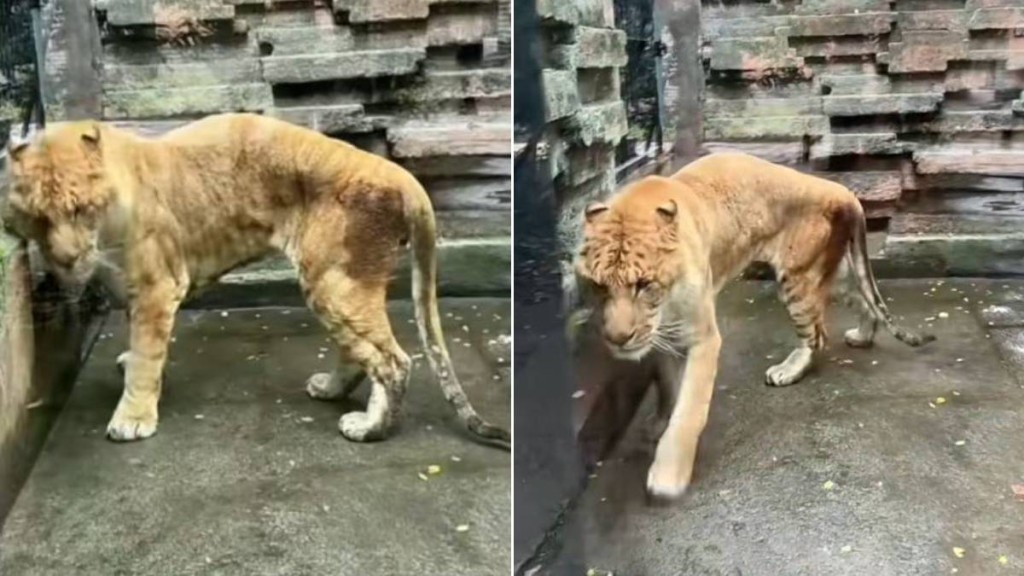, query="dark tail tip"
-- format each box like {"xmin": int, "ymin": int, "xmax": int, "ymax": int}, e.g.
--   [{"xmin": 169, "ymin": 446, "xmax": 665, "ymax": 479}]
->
[
  {"xmin": 899, "ymin": 328, "xmax": 937, "ymax": 347},
  {"xmin": 466, "ymin": 416, "xmax": 511, "ymax": 451}
]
